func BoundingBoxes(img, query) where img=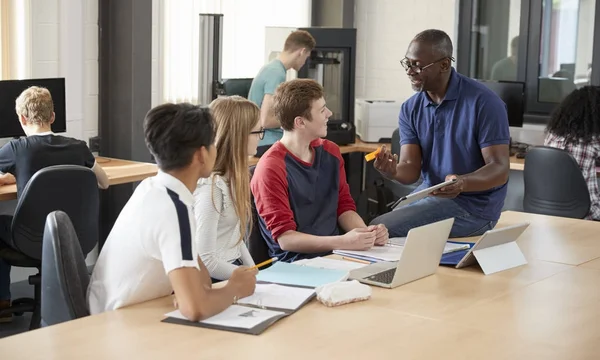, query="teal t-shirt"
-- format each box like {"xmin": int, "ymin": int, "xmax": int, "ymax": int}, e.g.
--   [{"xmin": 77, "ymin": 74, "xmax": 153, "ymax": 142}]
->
[{"xmin": 248, "ymin": 59, "xmax": 287, "ymax": 146}]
